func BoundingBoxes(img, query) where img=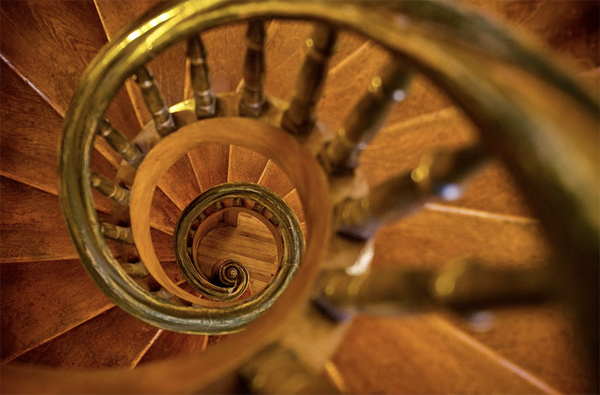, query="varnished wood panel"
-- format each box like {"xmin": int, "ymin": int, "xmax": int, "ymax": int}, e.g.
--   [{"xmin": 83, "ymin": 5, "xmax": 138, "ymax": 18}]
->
[
  {"xmin": 187, "ymin": 144, "xmax": 229, "ymax": 192},
  {"xmin": 317, "ymin": 42, "xmax": 390, "ymax": 133},
  {"xmin": 136, "ymin": 331, "xmax": 207, "ymax": 367},
  {"xmin": 228, "ymin": 145, "xmax": 269, "ymax": 184},
  {"xmin": 265, "ymin": 24, "xmax": 368, "ymax": 101},
  {"xmin": 443, "ymin": 306, "xmax": 597, "ymax": 394},
  {"xmin": 1, "ymin": 259, "xmax": 113, "ymax": 362},
  {"xmin": 258, "ymin": 160, "xmax": 295, "ymax": 198},
  {"xmin": 0, "ymin": 177, "xmax": 78, "ymax": 263},
  {"xmin": 321, "ymin": 61, "xmax": 454, "ymax": 138},
  {"xmin": 332, "ymin": 315, "xmax": 553, "ymax": 394},
  {"xmin": 152, "ymin": 229, "xmax": 176, "ymax": 262},
  {"xmin": 197, "ymin": 214, "xmax": 278, "ymax": 293},
  {"xmin": 14, "ymin": 307, "xmax": 160, "ymax": 370},
  {"xmin": 0, "ymin": 0, "xmax": 139, "ymax": 139},
  {"xmin": 150, "ymin": 189, "xmax": 181, "ymax": 234},
  {"xmin": 202, "ymin": 23, "xmax": 246, "ymax": 94},
  {"xmin": 371, "ymin": 206, "xmax": 550, "ymax": 271},
  {"xmin": 283, "ymin": 189, "xmax": 305, "ymax": 224},
  {"xmin": 263, "ymin": 21, "xmax": 311, "ymax": 101},
  {"xmin": 157, "ymin": 155, "xmax": 202, "ymax": 211},
  {"xmin": 0, "ymin": 61, "xmax": 118, "ymax": 214},
  {"xmin": 361, "ymin": 107, "xmax": 533, "ymax": 218}
]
